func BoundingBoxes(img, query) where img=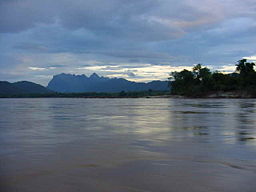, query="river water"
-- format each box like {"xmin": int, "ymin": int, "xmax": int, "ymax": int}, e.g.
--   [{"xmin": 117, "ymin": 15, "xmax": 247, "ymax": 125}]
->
[{"xmin": 0, "ymin": 98, "xmax": 256, "ymax": 192}]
